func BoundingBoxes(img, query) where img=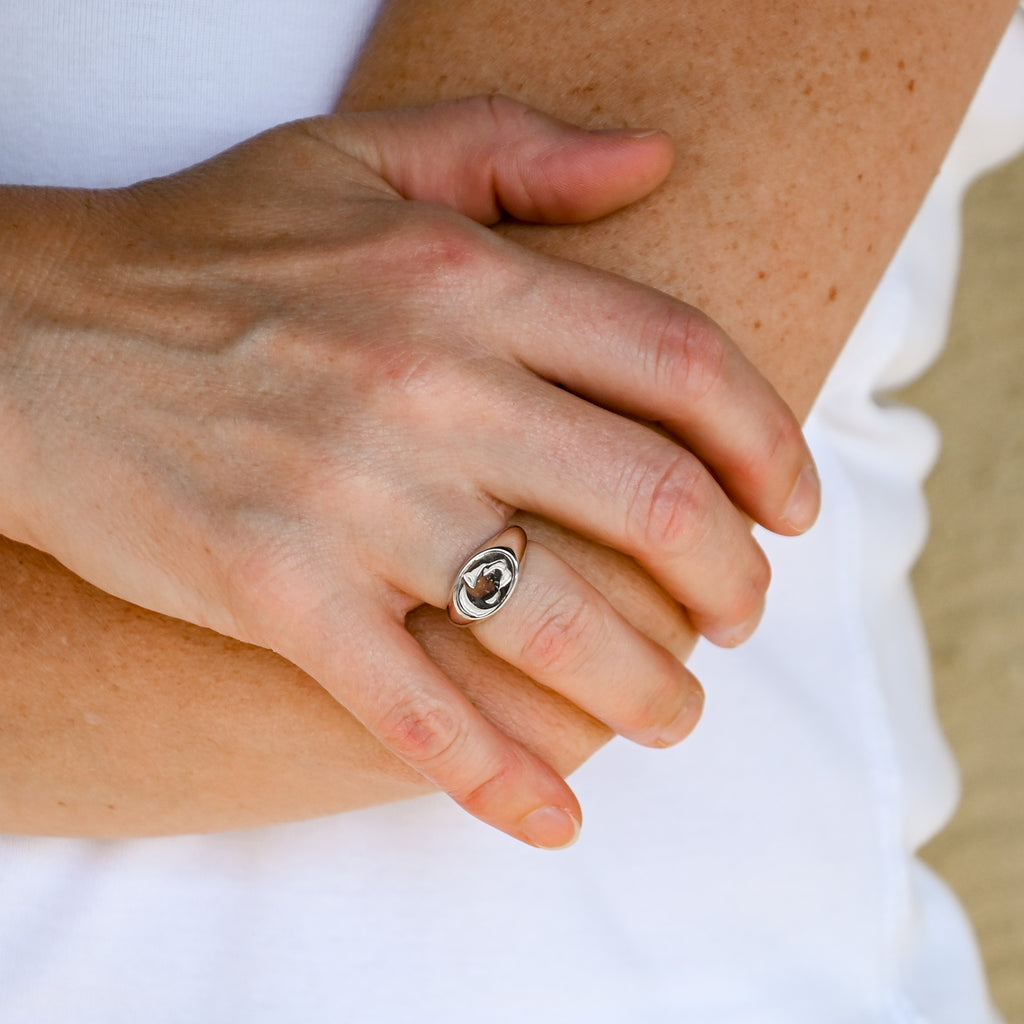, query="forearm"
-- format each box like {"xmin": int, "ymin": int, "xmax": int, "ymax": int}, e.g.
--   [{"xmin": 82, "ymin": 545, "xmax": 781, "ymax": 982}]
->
[
  {"xmin": 2, "ymin": 133, "xmax": 698, "ymax": 839},
  {"xmin": 6, "ymin": 0, "xmax": 1013, "ymax": 837},
  {"xmin": 340, "ymin": 0, "xmax": 1018, "ymax": 419},
  {"xmin": 0, "ymin": 529, "xmax": 627, "ymax": 836}
]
